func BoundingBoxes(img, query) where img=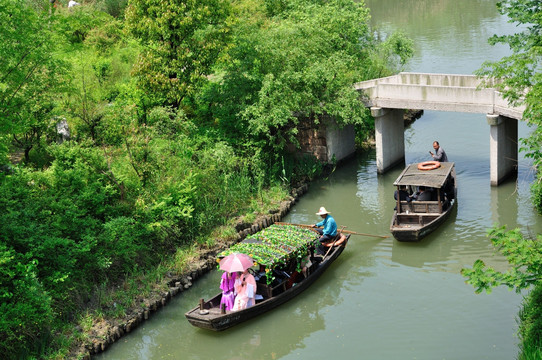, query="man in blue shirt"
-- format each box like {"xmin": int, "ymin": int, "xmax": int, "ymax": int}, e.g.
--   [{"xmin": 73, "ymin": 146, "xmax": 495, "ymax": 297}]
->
[{"xmin": 312, "ymin": 207, "xmax": 337, "ymax": 255}]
